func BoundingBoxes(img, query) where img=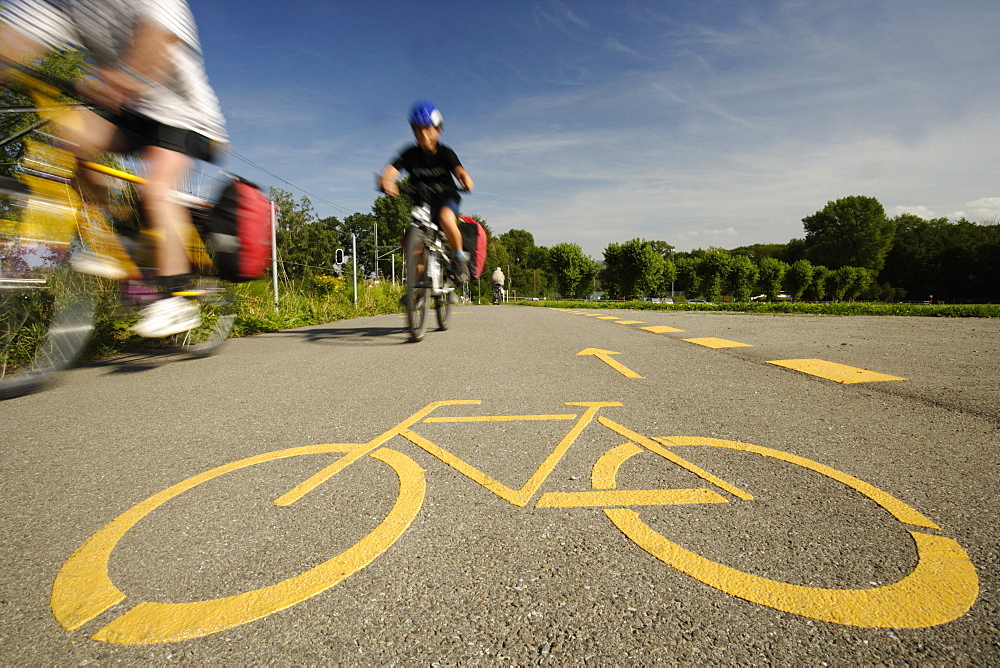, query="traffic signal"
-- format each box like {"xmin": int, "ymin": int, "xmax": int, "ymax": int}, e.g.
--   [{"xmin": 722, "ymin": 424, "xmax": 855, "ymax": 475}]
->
[{"xmin": 335, "ymin": 248, "xmax": 344, "ymax": 264}]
